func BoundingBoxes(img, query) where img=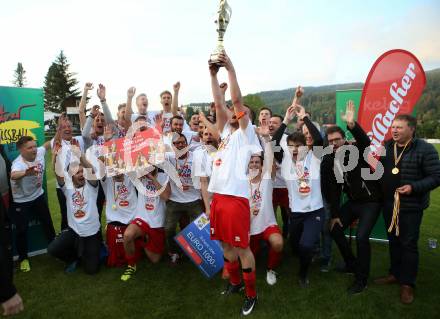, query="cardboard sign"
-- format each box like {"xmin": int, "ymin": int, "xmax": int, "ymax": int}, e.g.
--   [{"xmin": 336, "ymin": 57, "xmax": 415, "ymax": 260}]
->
[
  {"xmin": 175, "ymin": 213, "xmax": 224, "ymax": 278},
  {"xmin": 102, "ymin": 129, "xmax": 165, "ymax": 176}
]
